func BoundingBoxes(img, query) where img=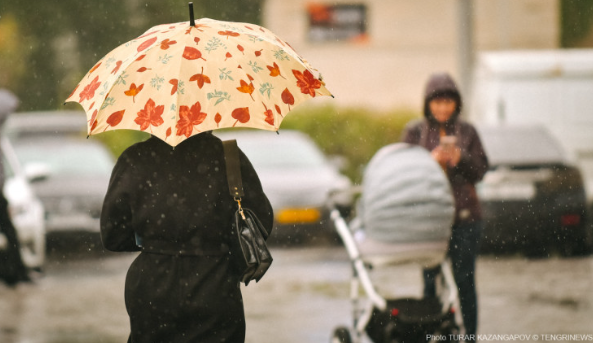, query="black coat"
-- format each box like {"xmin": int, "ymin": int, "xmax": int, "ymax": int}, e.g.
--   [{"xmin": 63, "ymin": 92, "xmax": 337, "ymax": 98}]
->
[{"xmin": 101, "ymin": 133, "xmax": 273, "ymax": 343}]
